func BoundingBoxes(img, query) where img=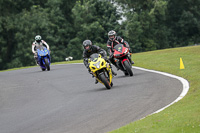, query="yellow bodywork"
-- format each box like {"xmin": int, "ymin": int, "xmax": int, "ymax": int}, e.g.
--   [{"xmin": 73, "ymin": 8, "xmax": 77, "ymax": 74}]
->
[{"xmin": 88, "ymin": 54, "xmax": 113, "ymax": 85}]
